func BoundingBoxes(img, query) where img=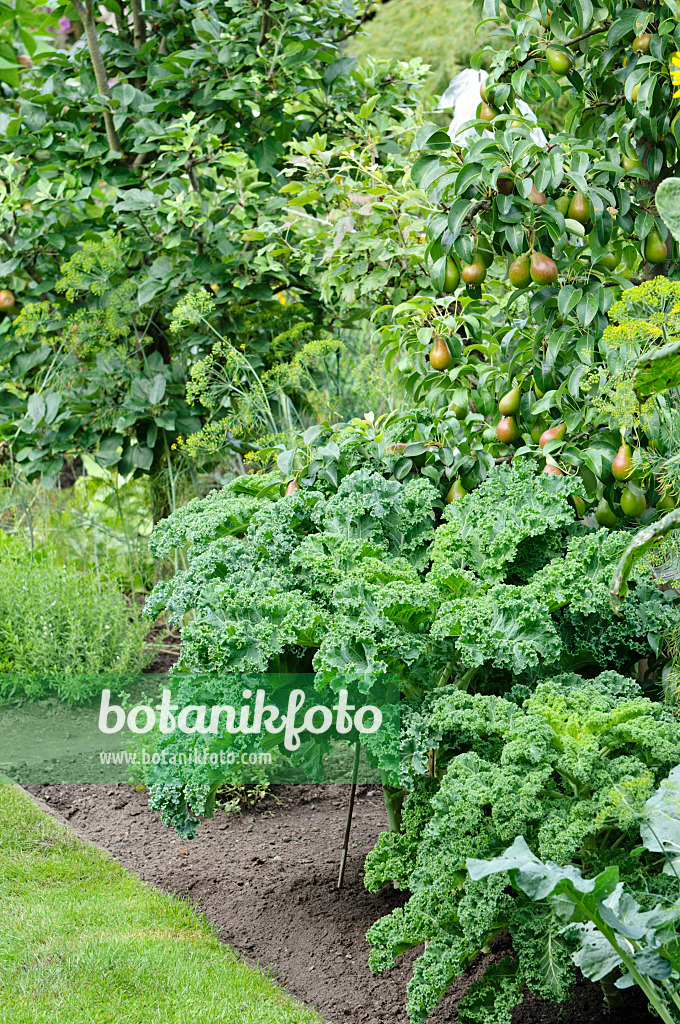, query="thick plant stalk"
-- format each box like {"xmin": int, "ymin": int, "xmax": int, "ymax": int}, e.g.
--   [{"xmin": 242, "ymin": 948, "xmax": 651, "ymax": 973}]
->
[
  {"xmin": 381, "ymin": 778, "xmax": 405, "ymax": 834},
  {"xmin": 609, "ymin": 507, "xmax": 680, "ymax": 614},
  {"xmin": 70, "ymin": 0, "xmax": 122, "ymax": 153}
]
